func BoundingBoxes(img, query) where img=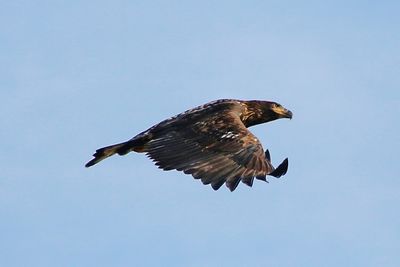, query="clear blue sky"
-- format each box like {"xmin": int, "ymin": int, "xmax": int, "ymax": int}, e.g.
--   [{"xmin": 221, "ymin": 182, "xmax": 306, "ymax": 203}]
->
[{"xmin": 1, "ymin": 1, "xmax": 399, "ymax": 266}]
